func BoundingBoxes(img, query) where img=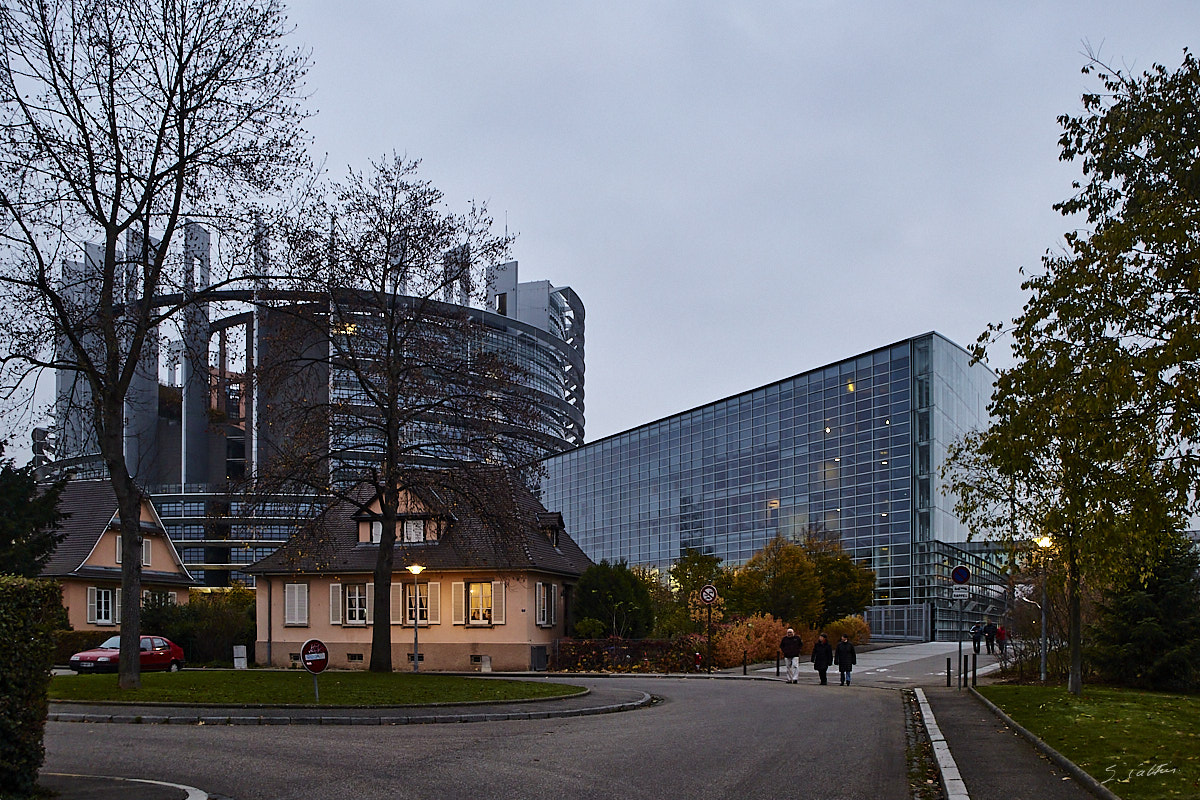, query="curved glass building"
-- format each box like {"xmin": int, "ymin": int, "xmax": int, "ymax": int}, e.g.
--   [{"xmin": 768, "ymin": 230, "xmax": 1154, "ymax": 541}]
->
[{"xmin": 45, "ymin": 225, "xmax": 584, "ymax": 586}]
